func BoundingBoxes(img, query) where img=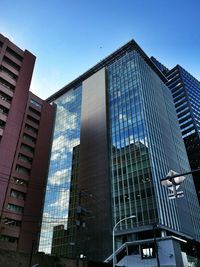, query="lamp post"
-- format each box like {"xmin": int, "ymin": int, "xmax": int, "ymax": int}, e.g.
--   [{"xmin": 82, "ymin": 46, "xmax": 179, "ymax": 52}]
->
[
  {"xmin": 113, "ymin": 215, "xmax": 136, "ymax": 267},
  {"xmin": 161, "ymin": 168, "xmax": 200, "ymax": 199}
]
